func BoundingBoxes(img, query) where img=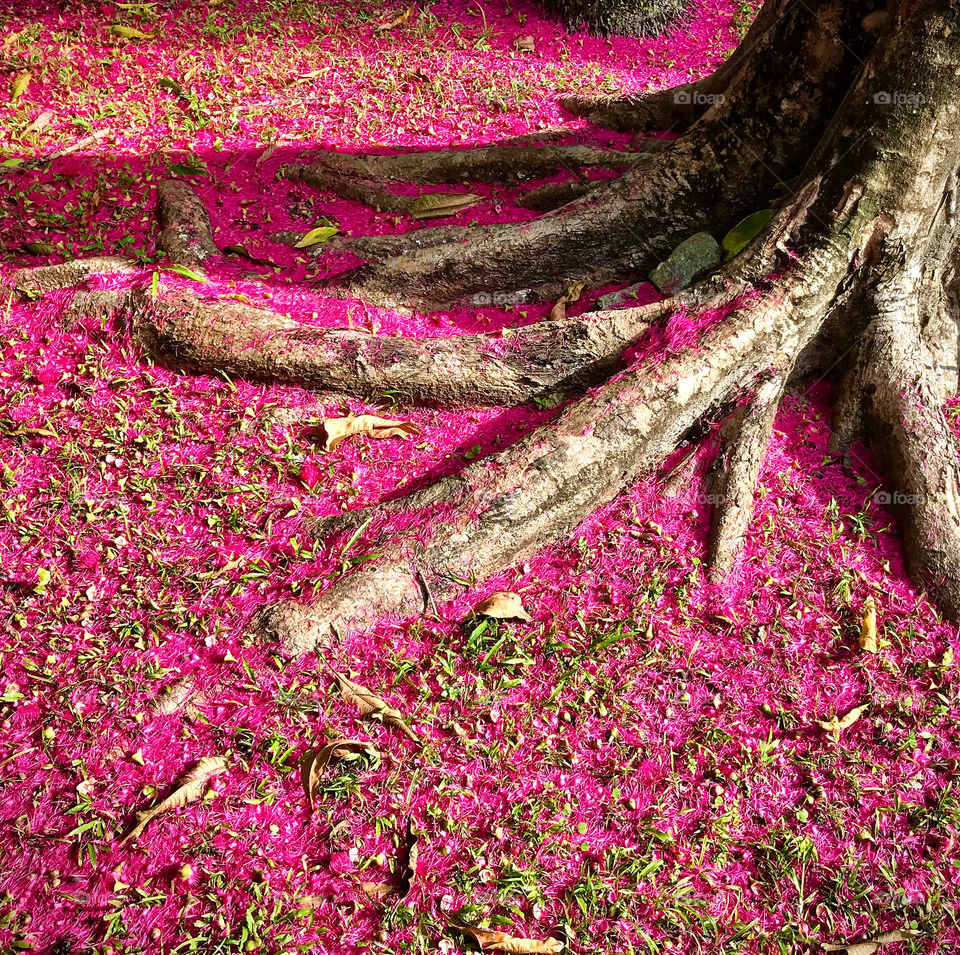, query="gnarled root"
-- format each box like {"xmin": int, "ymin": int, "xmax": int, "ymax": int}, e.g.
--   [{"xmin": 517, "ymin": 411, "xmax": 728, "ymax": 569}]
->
[
  {"xmin": 256, "ymin": 237, "xmax": 843, "ymax": 655},
  {"xmin": 10, "ymin": 256, "xmax": 137, "ymax": 295},
  {"xmin": 858, "ymin": 293, "xmax": 960, "ymax": 622},
  {"xmin": 157, "ymin": 180, "xmax": 218, "ymax": 270},
  {"xmin": 288, "ymin": 144, "xmax": 645, "ymax": 186},
  {"xmin": 129, "ymin": 289, "xmax": 674, "ymax": 405},
  {"xmin": 707, "ymin": 370, "xmax": 788, "ymax": 579}
]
